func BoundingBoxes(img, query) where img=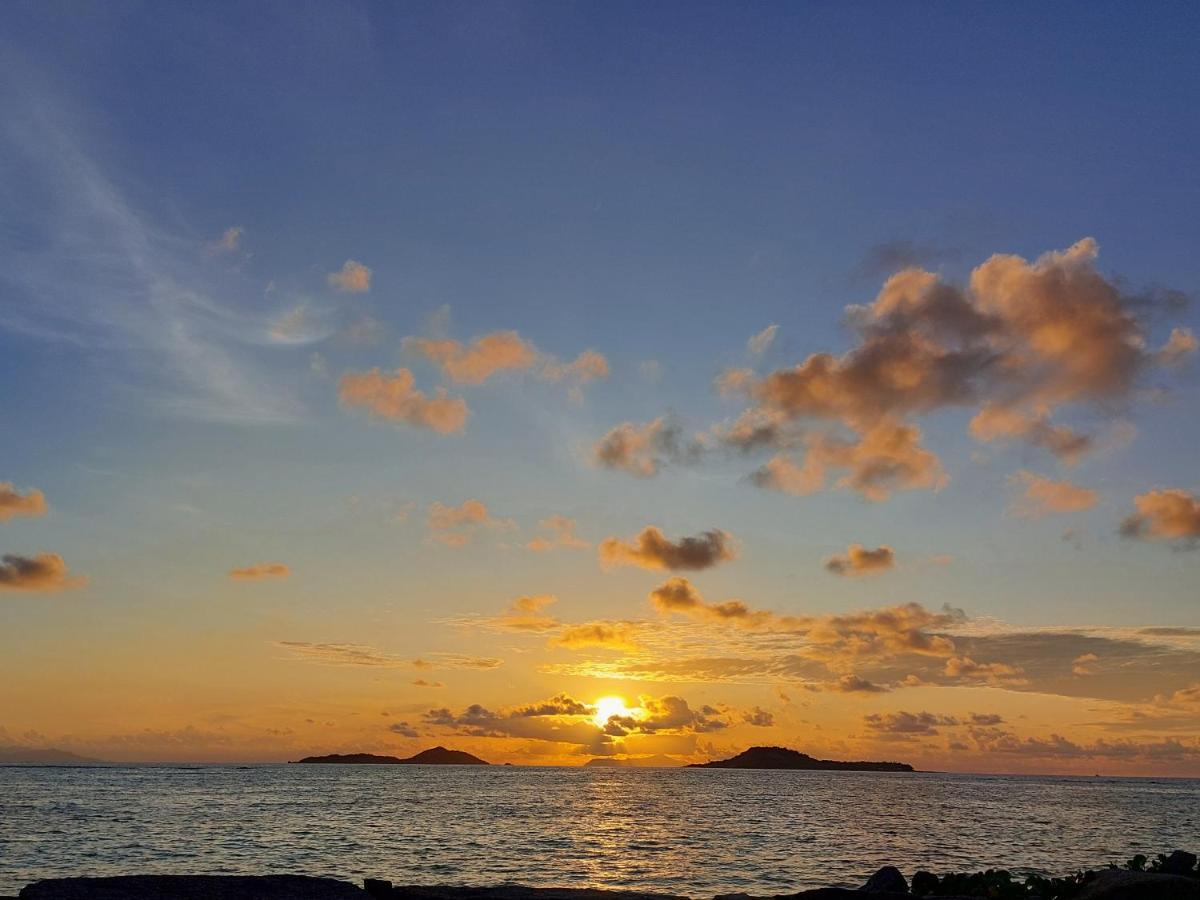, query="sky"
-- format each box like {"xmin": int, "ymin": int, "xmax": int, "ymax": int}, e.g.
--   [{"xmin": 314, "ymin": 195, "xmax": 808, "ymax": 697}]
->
[{"xmin": 1, "ymin": 1, "xmax": 1199, "ymax": 773}]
